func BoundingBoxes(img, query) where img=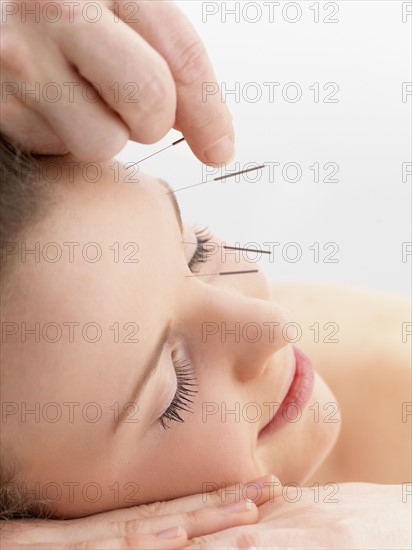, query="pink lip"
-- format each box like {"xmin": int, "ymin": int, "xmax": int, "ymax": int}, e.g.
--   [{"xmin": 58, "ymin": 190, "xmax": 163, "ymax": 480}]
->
[{"xmin": 258, "ymin": 345, "xmax": 315, "ymax": 438}]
